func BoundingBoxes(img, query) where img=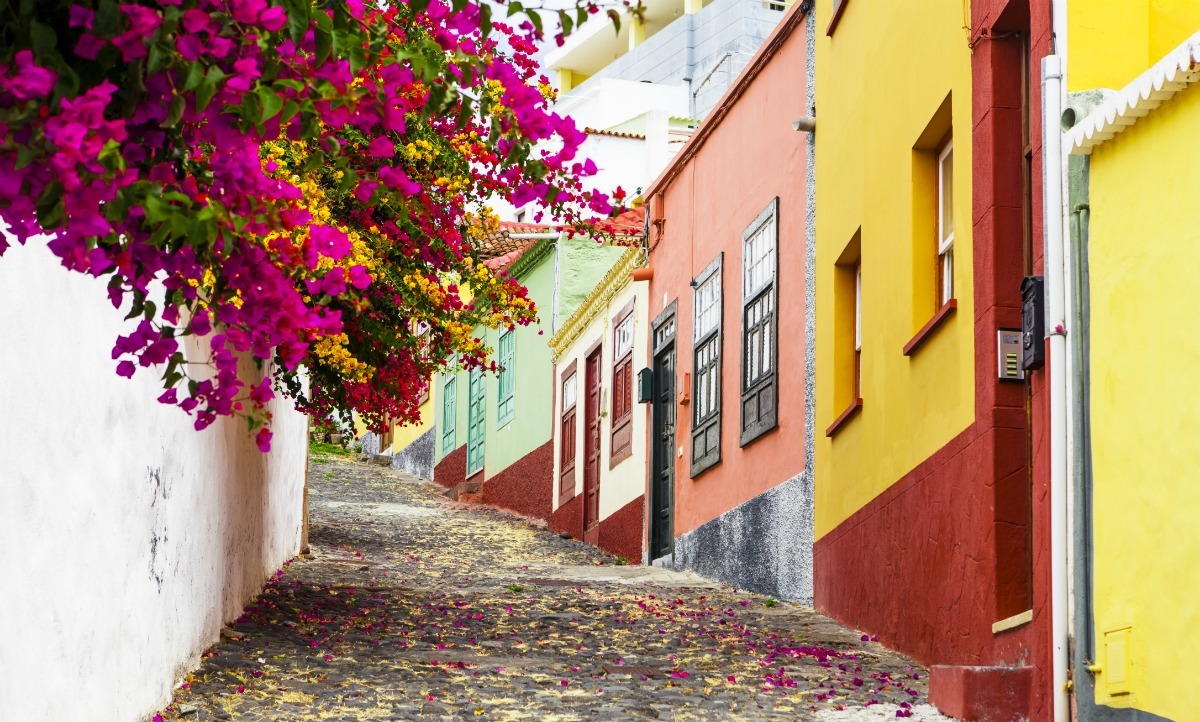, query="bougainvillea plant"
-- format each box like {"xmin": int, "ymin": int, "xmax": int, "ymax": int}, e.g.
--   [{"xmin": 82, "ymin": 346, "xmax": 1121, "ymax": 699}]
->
[{"xmin": 0, "ymin": 0, "xmax": 622, "ymax": 450}]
